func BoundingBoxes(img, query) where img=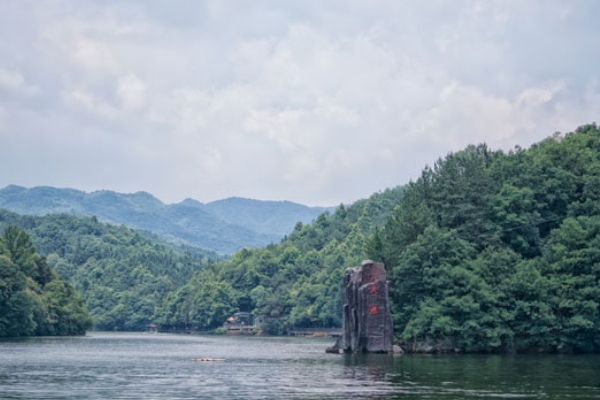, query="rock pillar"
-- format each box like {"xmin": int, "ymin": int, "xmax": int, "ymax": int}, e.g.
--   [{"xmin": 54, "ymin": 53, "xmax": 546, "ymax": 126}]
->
[{"xmin": 330, "ymin": 260, "xmax": 394, "ymax": 353}]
